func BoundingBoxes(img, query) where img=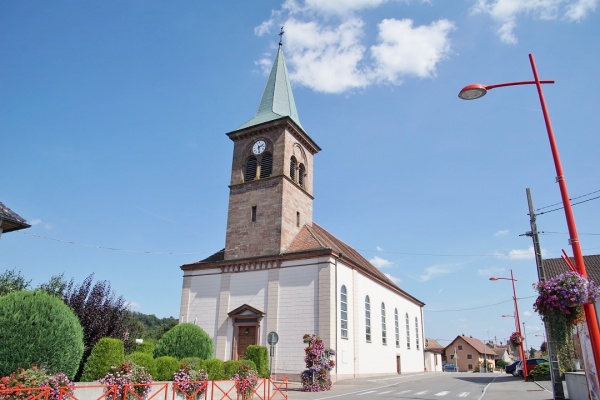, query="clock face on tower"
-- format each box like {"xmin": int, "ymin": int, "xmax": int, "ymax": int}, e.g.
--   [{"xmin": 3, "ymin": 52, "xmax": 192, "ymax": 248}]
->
[{"xmin": 252, "ymin": 140, "xmax": 266, "ymax": 155}]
